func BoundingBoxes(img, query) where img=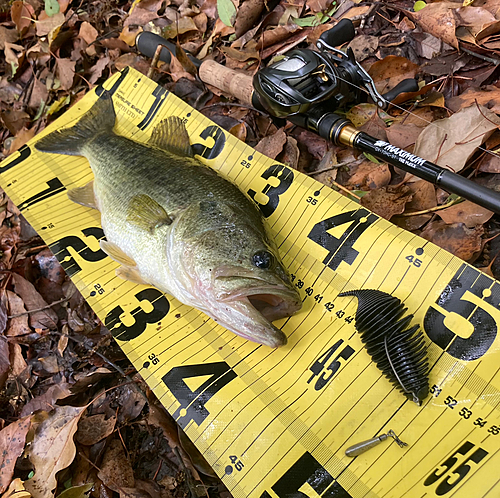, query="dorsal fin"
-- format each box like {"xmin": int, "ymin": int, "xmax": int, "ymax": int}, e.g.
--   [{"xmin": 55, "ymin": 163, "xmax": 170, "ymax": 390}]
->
[{"xmin": 148, "ymin": 116, "xmax": 193, "ymax": 157}]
